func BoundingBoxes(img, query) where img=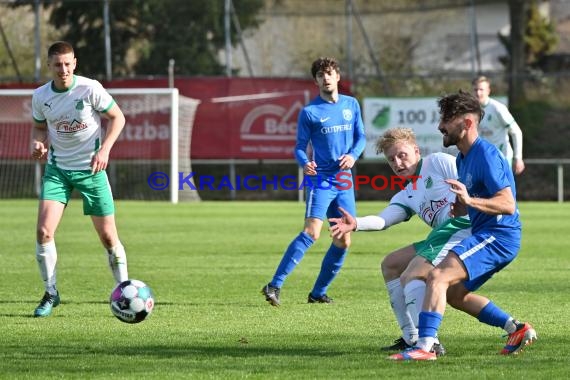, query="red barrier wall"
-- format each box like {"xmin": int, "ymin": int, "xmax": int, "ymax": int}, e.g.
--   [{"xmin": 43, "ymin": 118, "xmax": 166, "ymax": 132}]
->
[{"xmin": 1, "ymin": 77, "xmax": 353, "ymax": 160}]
